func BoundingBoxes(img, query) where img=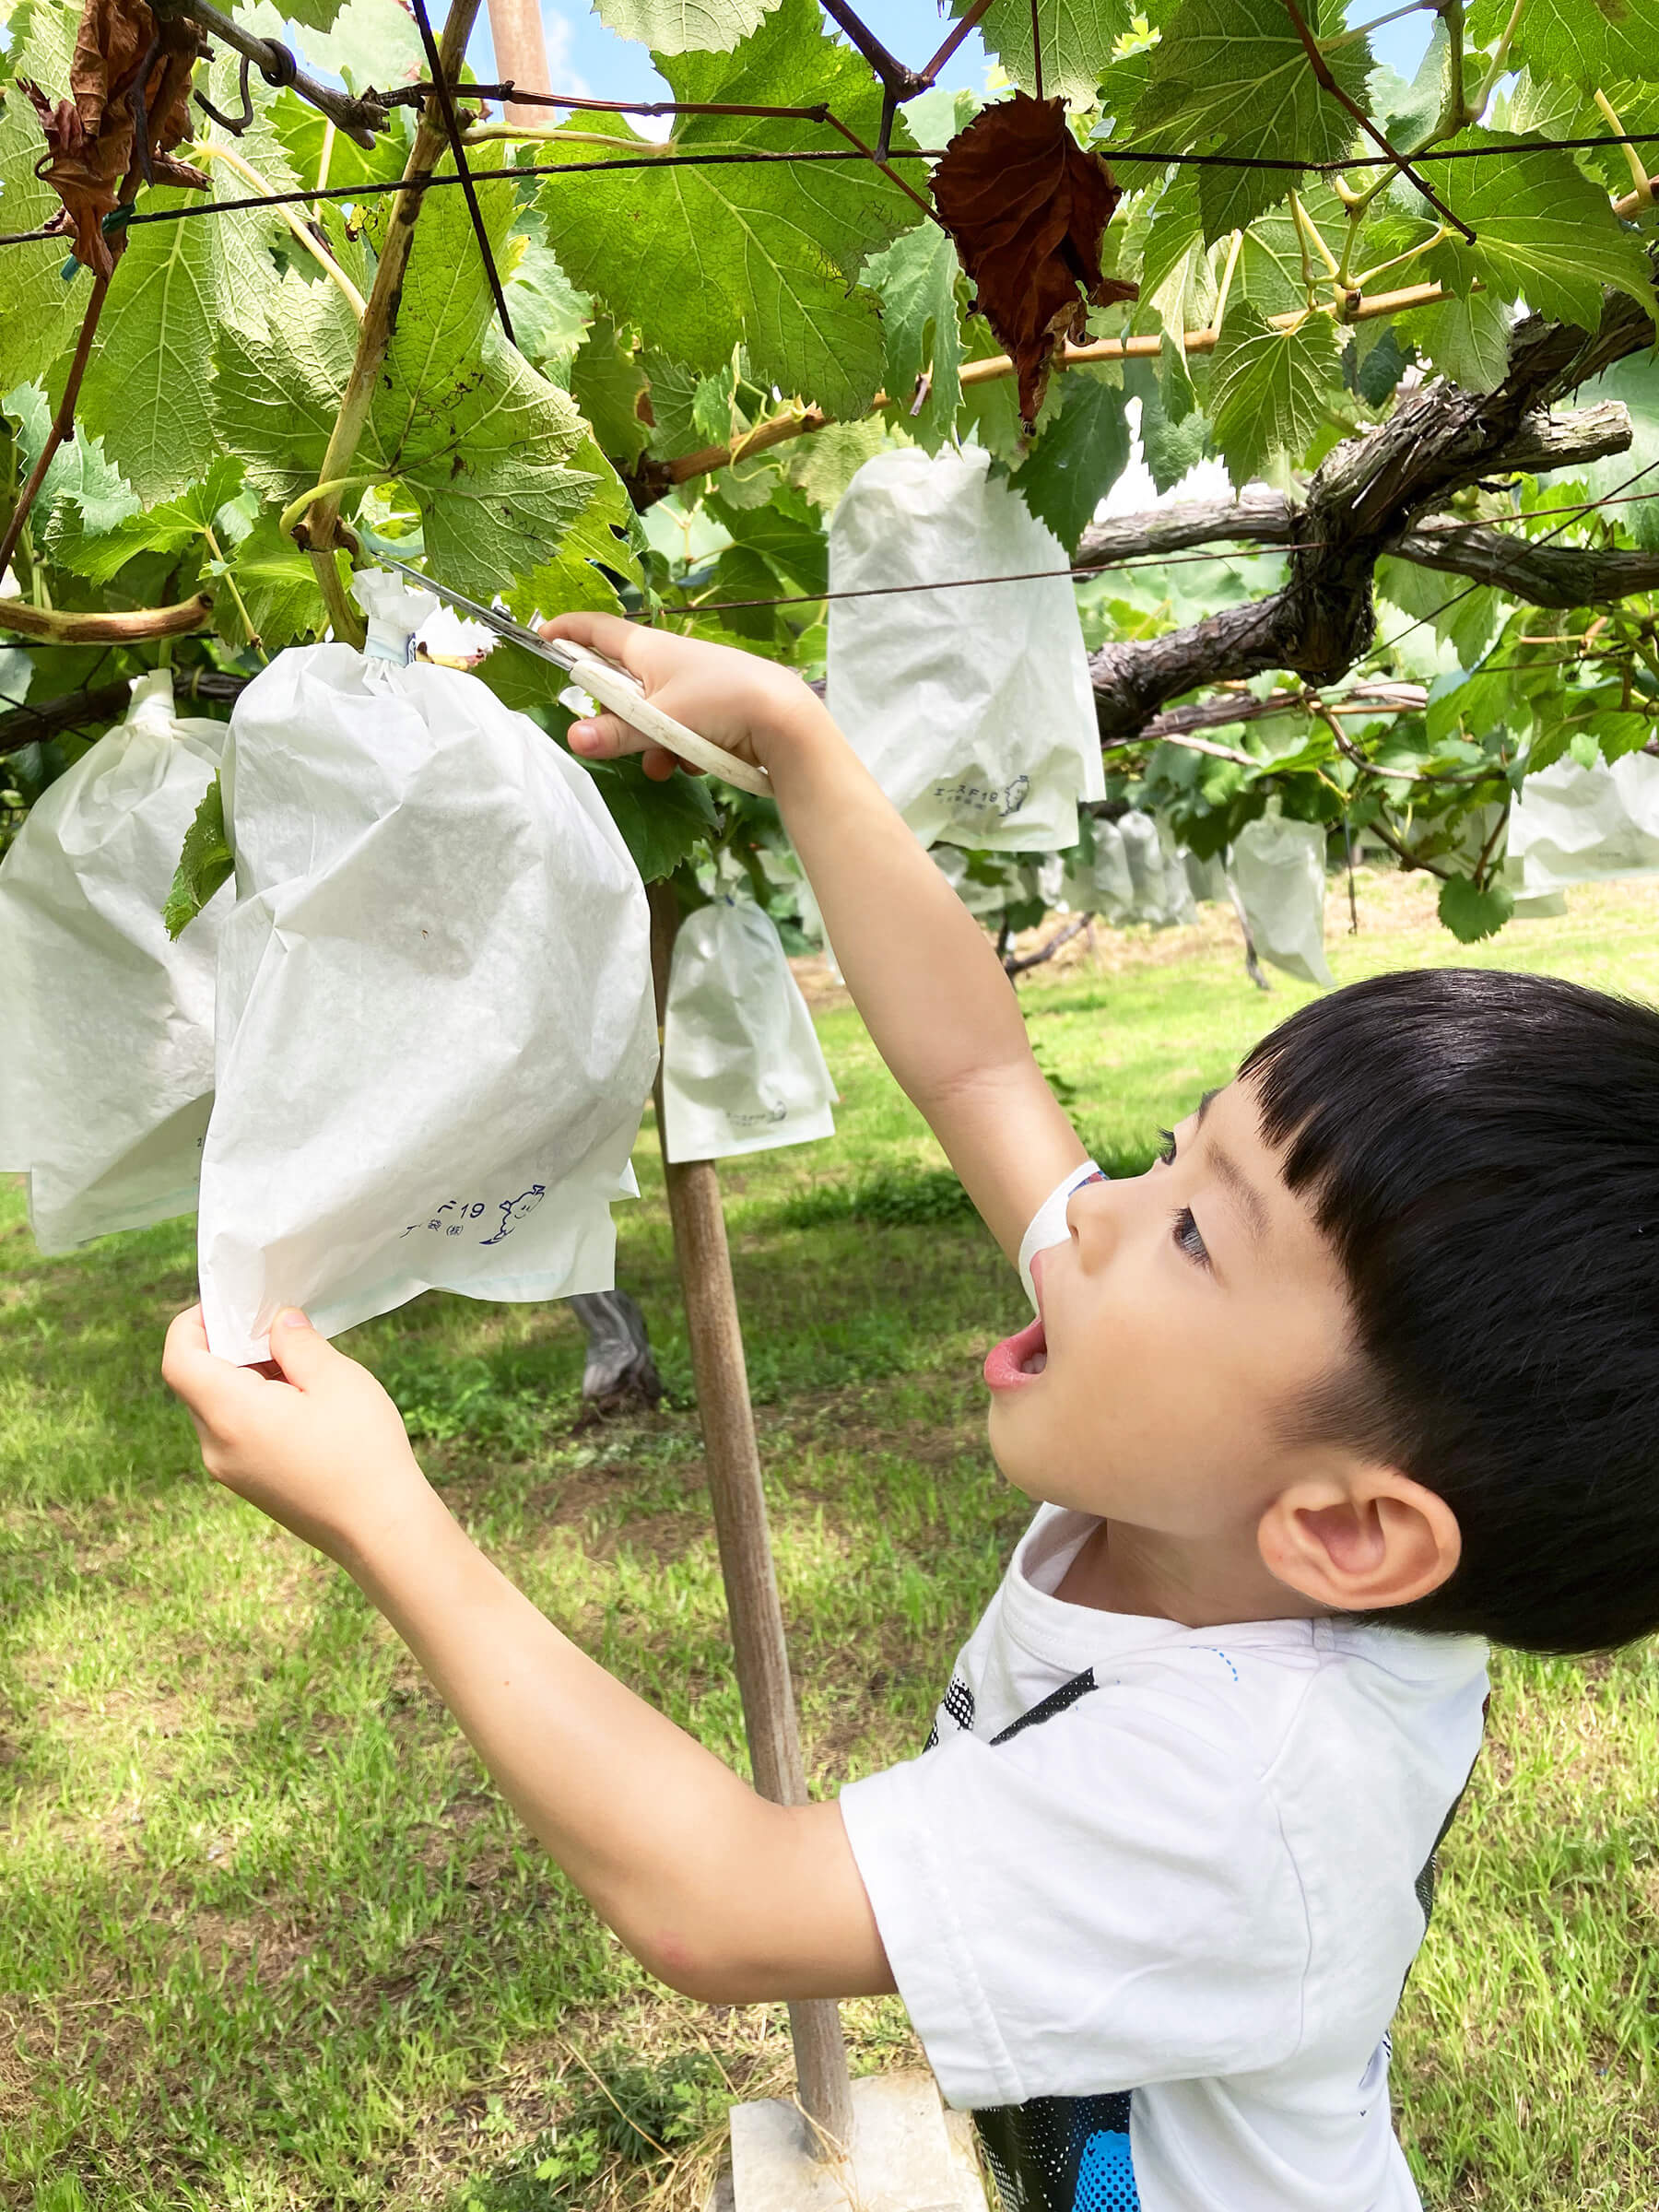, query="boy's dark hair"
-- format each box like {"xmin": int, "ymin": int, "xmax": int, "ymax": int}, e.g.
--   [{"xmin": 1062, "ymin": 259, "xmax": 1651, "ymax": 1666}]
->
[{"xmin": 1241, "ymin": 967, "xmax": 1659, "ymax": 1655}]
